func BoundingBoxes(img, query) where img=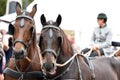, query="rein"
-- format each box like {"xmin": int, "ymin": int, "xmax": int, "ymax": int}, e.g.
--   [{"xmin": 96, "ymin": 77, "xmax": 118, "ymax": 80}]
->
[
  {"xmin": 56, "ymin": 51, "xmax": 80, "ymax": 67},
  {"xmin": 4, "ymin": 44, "xmax": 46, "ymax": 79},
  {"xmin": 49, "ymin": 51, "xmax": 83, "ymax": 80},
  {"xmin": 49, "ymin": 57, "xmax": 75, "ymax": 80},
  {"xmin": 13, "ymin": 49, "xmax": 39, "ymax": 80},
  {"xmin": 56, "ymin": 51, "xmax": 95, "ymax": 80},
  {"xmin": 3, "ymin": 46, "xmax": 46, "ymax": 80}
]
